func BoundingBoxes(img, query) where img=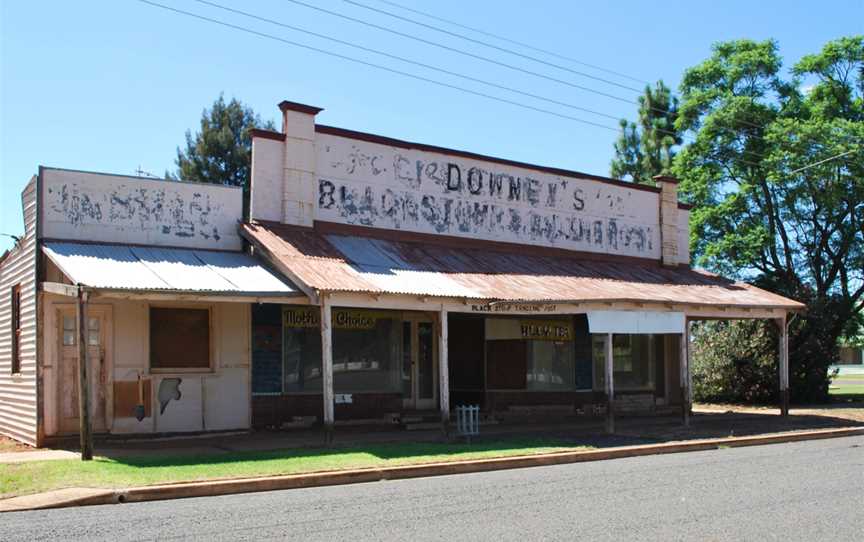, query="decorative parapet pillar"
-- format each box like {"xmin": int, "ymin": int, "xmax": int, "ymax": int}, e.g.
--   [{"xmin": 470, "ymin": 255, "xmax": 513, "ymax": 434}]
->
[
  {"xmin": 654, "ymin": 175, "xmax": 680, "ymax": 267},
  {"xmin": 279, "ymin": 100, "xmax": 322, "ymax": 227}
]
